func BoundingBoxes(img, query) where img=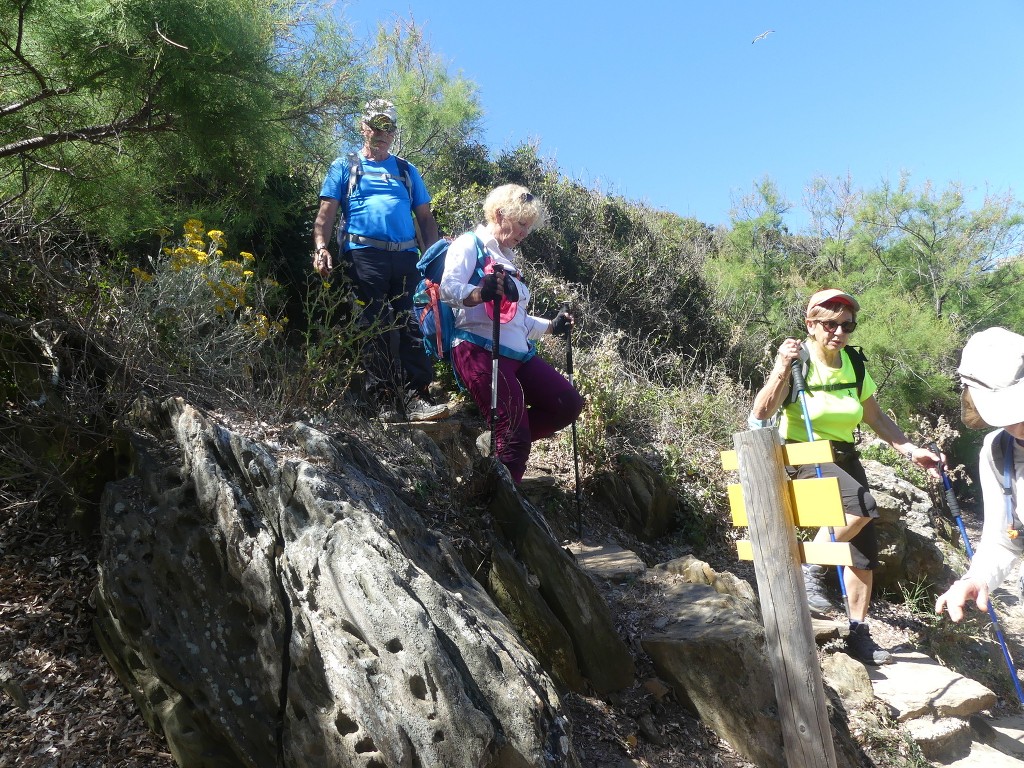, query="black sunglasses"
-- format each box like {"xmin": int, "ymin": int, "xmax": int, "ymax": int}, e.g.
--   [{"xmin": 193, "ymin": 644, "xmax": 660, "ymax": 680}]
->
[{"xmin": 817, "ymin": 319, "xmax": 858, "ymax": 334}]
